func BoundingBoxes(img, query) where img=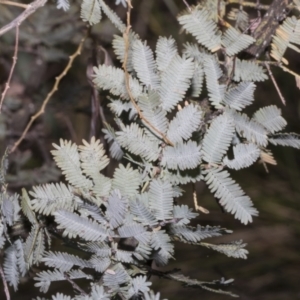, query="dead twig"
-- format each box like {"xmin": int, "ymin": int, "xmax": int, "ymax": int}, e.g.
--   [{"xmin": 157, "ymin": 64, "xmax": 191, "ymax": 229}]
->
[
  {"xmin": 264, "ymin": 62, "xmax": 286, "ymax": 105},
  {"xmin": 0, "ymin": 0, "xmax": 28, "ymax": 8},
  {"xmin": 64, "ymin": 273, "xmax": 87, "ymax": 296},
  {"xmin": 0, "ymin": 0, "xmax": 47, "ymax": 37},
  {"xmin": 10, "ymin": 31, "xmax": 88, "ymax": 153},
  {"xmin": 123, "ymin": 0, "xmax": 174, "ymax": 146},
  {"xmin": 0, "ymin": 25, "xmax": 20, "ymax": 112},
  {"xmin": 0, "ymin": 264, "xmax": 10, "ymax": 300}
]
